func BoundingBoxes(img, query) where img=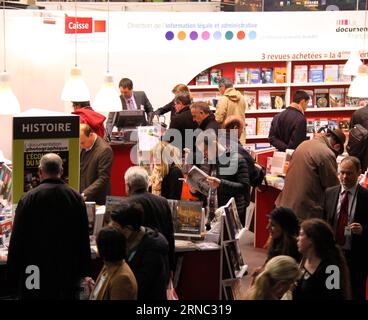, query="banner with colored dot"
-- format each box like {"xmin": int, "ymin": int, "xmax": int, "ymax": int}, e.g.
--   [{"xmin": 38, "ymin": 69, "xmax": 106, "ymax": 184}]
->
[{"xmin": 165, "ymin": 30, "xmax": 257, "ymax": 41}]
